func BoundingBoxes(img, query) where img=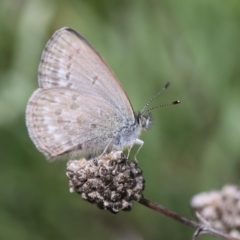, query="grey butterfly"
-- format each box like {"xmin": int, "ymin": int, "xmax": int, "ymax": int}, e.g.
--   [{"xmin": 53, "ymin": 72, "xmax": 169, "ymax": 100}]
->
[{"xmin": 26, "ymin": 27, "xmax": 176, "ymax": 161}]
